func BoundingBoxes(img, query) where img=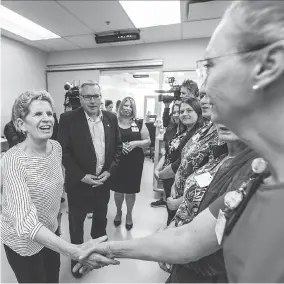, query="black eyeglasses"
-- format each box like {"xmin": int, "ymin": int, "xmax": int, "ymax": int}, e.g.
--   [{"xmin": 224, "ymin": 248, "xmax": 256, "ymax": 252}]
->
[{"xmin": 81, "ymin": 94, "xmax": 101, "ymax": 101}]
